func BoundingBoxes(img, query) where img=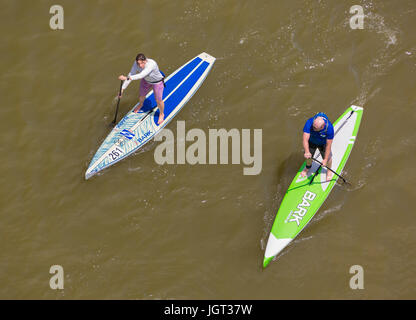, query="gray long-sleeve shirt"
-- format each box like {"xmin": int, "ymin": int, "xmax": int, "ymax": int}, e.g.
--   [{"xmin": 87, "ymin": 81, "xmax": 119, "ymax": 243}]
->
[{"xmin": 122, "ymin": 58, "xmax": 163, "ymax": 90}]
